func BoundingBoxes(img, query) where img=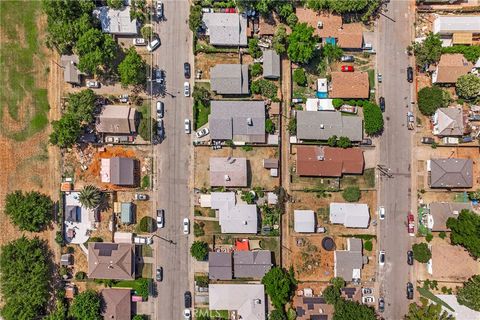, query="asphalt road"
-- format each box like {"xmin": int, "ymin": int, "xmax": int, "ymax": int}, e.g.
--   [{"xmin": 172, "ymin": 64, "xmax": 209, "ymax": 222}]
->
[
  {"xmin": 376, "ymin": 0, "xmax": 416, "ymax": 318},
  {"xmin": 150, "ymin": 1, "xmax": 193, "ymax": 319}
]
